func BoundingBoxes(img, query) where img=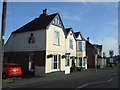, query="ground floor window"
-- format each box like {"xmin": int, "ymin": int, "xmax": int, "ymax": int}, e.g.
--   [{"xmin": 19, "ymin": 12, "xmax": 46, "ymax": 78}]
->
[
  {"xmin": 78, "ymin": 57, "xmax": 87, "ymax": 67},
  {"xmin": 52, "ymin": 55, "xmax": 60, "ymax": 71},
  {"xmin": 28, "ymin": 54, "xmax": 34, "ymax": 71}
]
